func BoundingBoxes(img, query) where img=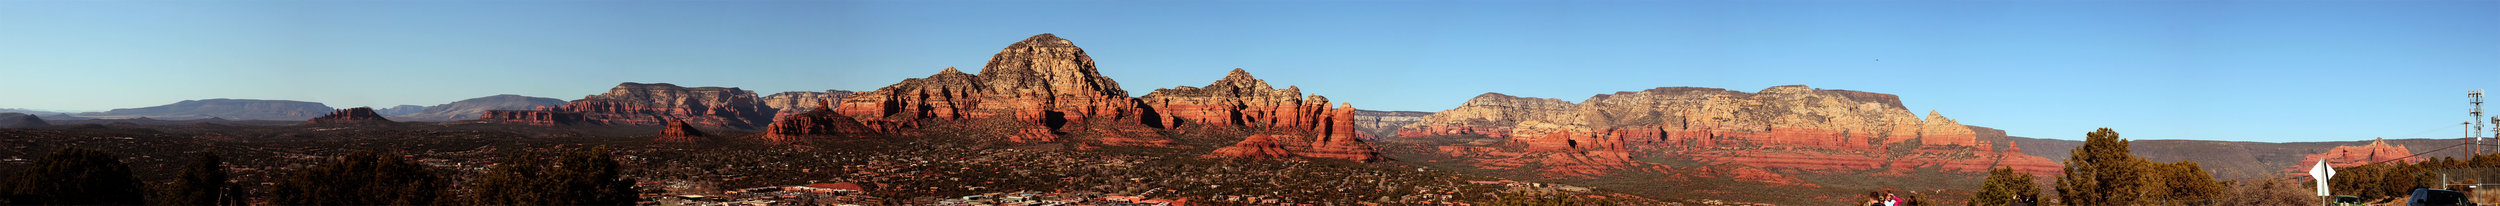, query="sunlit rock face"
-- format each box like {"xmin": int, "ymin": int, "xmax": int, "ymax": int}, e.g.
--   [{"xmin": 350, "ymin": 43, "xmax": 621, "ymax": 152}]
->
[
  {"xmin": 1398, "ymin": 85, "xmax": 2060, "ymax": 179},
  {"xmin": 826, "ymin": 34, "xmax": 1380, "ymax": 162},
  {"xmin": 2286, "ymin": 138, "xmax": 2422, "ymax": 177}
]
